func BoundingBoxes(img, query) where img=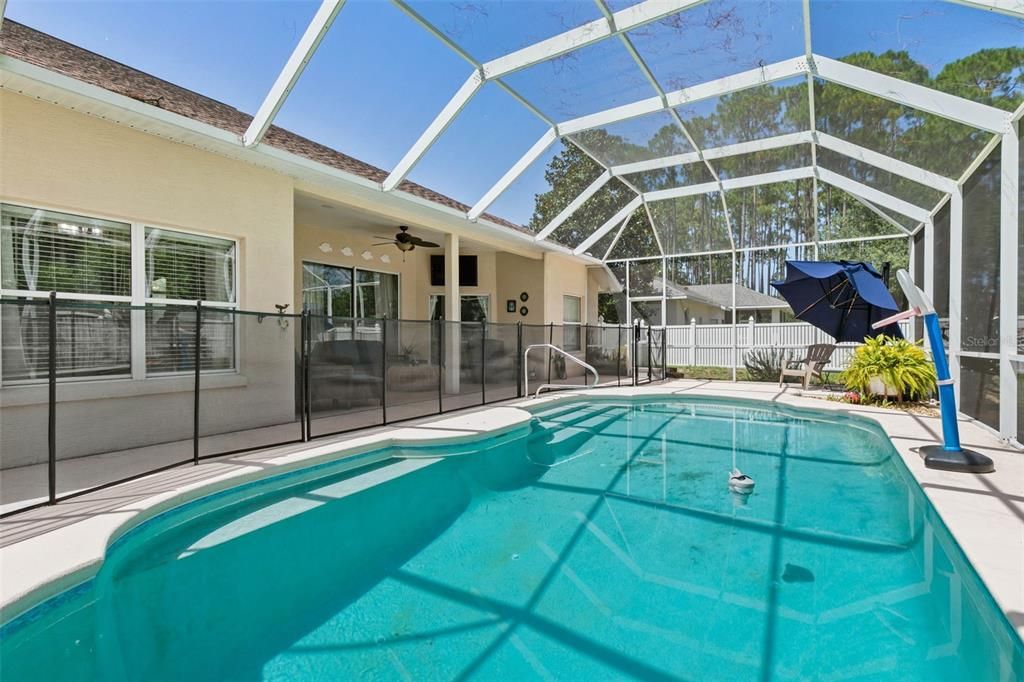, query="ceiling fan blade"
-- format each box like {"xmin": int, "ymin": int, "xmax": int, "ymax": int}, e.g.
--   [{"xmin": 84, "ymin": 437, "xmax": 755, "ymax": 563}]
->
[
  {"xmin": 371, "ymin": 242, "xmax": 396, "ymax": 247},
  {"xmin": 372, "ymin": 236, "xmax": 395, "ymax": 241},
  {"xmin": 408, "ymin": 237, "xmax": 440, "ymax": 248}
]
